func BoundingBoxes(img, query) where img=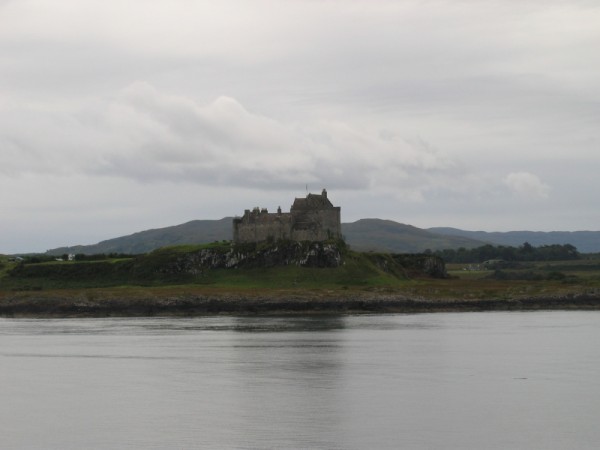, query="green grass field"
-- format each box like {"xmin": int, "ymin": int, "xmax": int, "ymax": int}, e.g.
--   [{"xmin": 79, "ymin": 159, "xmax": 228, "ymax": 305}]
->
[{"xmin": 2, "ymin": 248, "xmax": 600, "ymax": 303}]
